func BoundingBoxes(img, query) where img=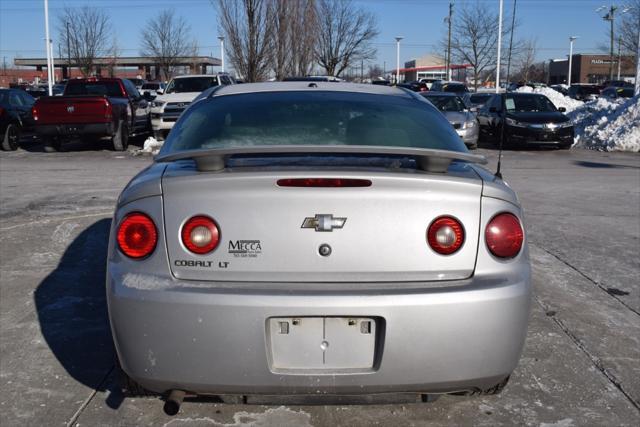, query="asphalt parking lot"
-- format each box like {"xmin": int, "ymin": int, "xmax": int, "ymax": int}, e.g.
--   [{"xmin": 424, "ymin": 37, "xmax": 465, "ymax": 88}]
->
[{"xmin": 1, "ymin": 139, "xmax": 638, "ymax": 427}]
